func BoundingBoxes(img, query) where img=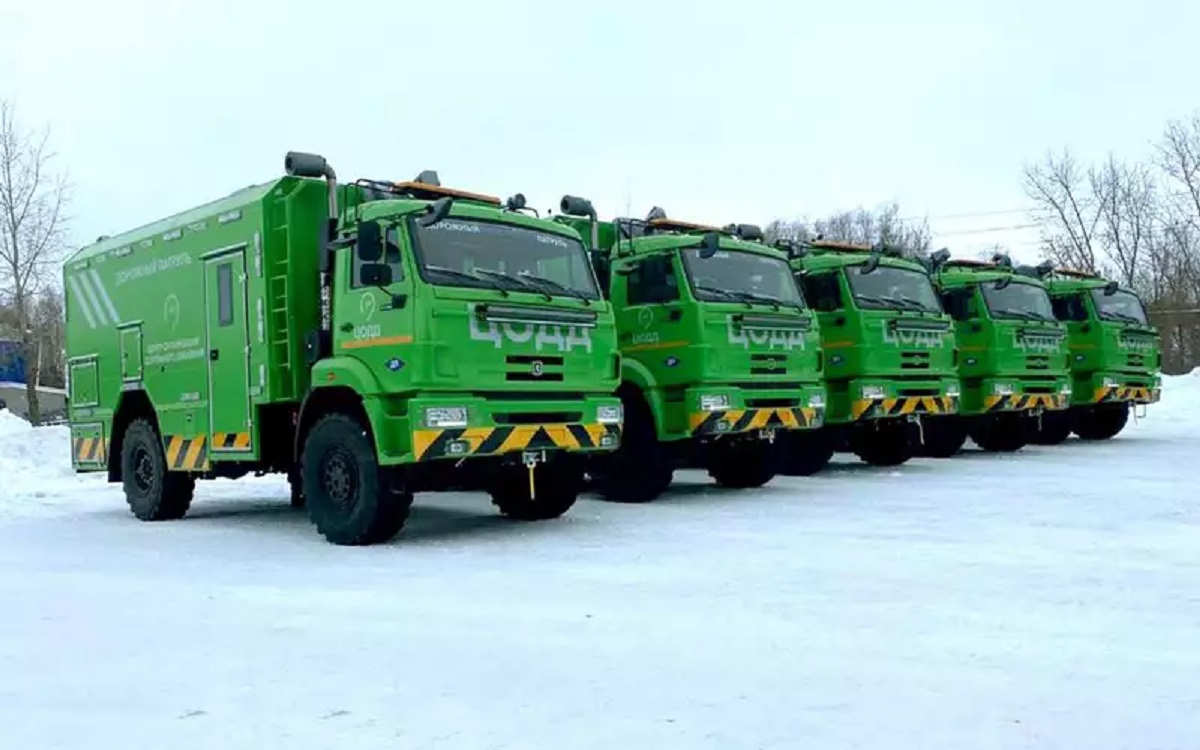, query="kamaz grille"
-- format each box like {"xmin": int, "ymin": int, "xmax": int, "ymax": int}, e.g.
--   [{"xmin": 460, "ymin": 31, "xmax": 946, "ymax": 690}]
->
[
  {"xmin": 750, "ymin": 353, "xmax": 788, "ymax": 376},
  {"xmin": 900, "ymin": 351, "xmax": 931, "ymax": 370},
  {"xmin": 505, "ymin": 355, "xmax": 564, "ymax": 382},
  {"xmin": 1026, "ymin": 355, "xmax": 1050, "ymax": 370}
]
